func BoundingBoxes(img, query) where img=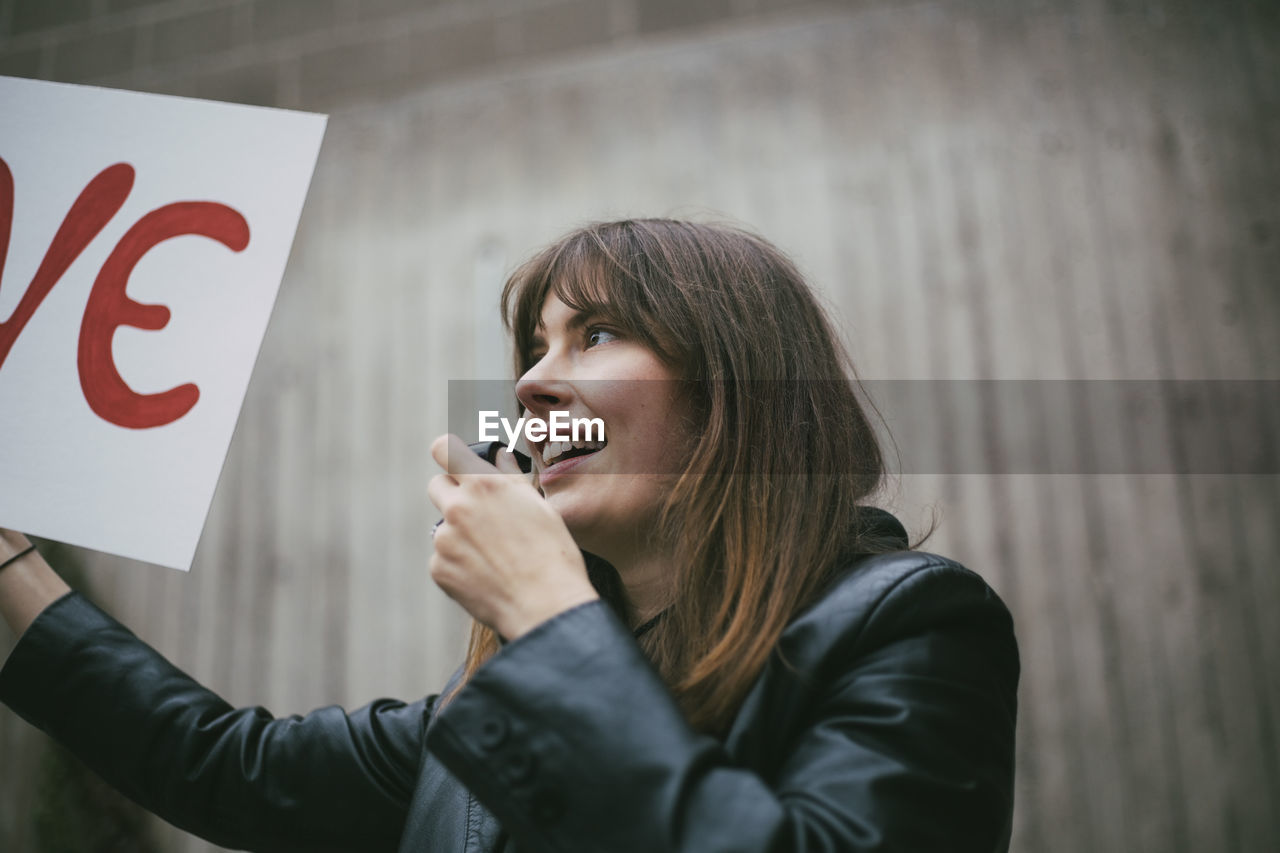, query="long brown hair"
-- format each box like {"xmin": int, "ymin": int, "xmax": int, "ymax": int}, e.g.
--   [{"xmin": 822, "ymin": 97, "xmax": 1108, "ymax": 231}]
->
[{"xmin": 459, "ymin": 219, "xmax": 904, "ymax": 734}]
